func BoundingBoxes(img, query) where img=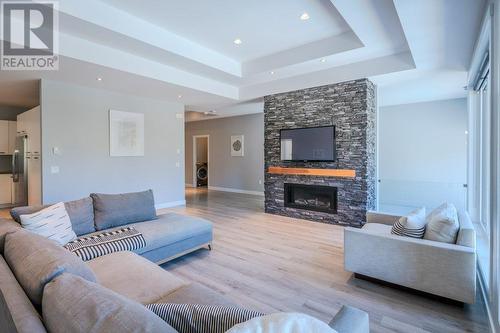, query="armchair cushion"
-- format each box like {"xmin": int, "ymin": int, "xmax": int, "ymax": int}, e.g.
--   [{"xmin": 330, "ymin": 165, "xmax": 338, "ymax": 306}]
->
[
  {"xmin": 362, "ymin": 223, "xmax": 391, "ymax": 235},
  {"xmin": 424, "ymin": 203, "xmax": 459, "ymax": 244}
]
